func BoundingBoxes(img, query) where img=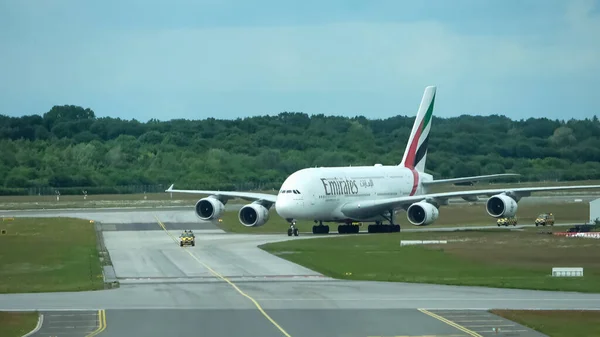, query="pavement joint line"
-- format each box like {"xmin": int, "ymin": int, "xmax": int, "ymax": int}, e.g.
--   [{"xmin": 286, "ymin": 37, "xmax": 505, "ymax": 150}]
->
[
  {"xmin": 47, "ymin": 314, "xmax": 98, "ymax": 317},
  {"xmin": 418, "ymin": 309, "xmax": 484, "ymax": 337},
  {"xmin": 85, "ymin": 309, "xmax": 106, "ymax": 337},
  {"xmin": 154, "ymin": 215, "xmax": 293, "ymax": 337},
  {"xmin": 452, "ymin": 320, "xmax": 504, "ymax": 322}
]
